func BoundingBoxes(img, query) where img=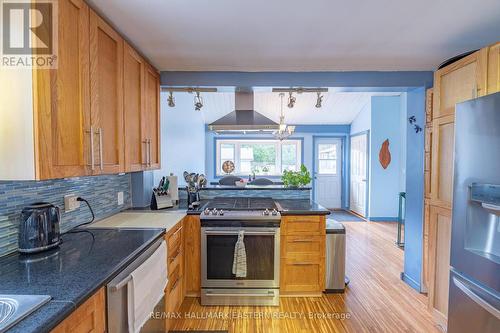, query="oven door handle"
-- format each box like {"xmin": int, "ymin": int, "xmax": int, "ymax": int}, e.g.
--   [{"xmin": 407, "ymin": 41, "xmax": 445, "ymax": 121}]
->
[
  {"xmin": 205, "ymin": 291, "xmax": 276, "ymax": 298},
  {"xmin": 203, "ymin": 230, "xmax": 276, "ymax": 236}
]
